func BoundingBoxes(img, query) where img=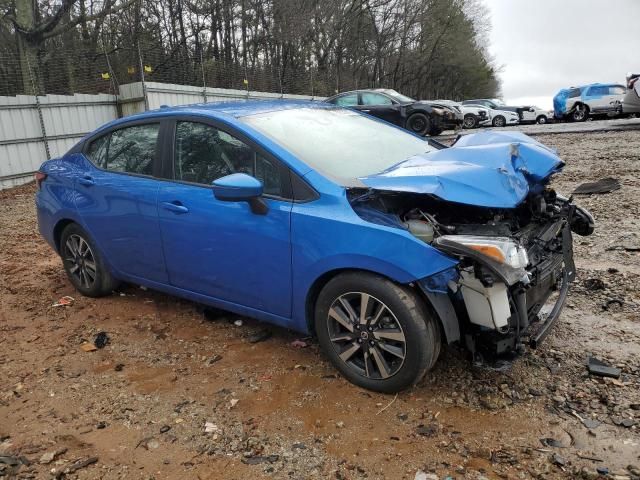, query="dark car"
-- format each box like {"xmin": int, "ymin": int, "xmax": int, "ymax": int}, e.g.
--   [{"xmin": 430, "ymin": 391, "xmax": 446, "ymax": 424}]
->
[{"xmin": 325, "ymin": 89, "xmax": 463, "ymax": 136}]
